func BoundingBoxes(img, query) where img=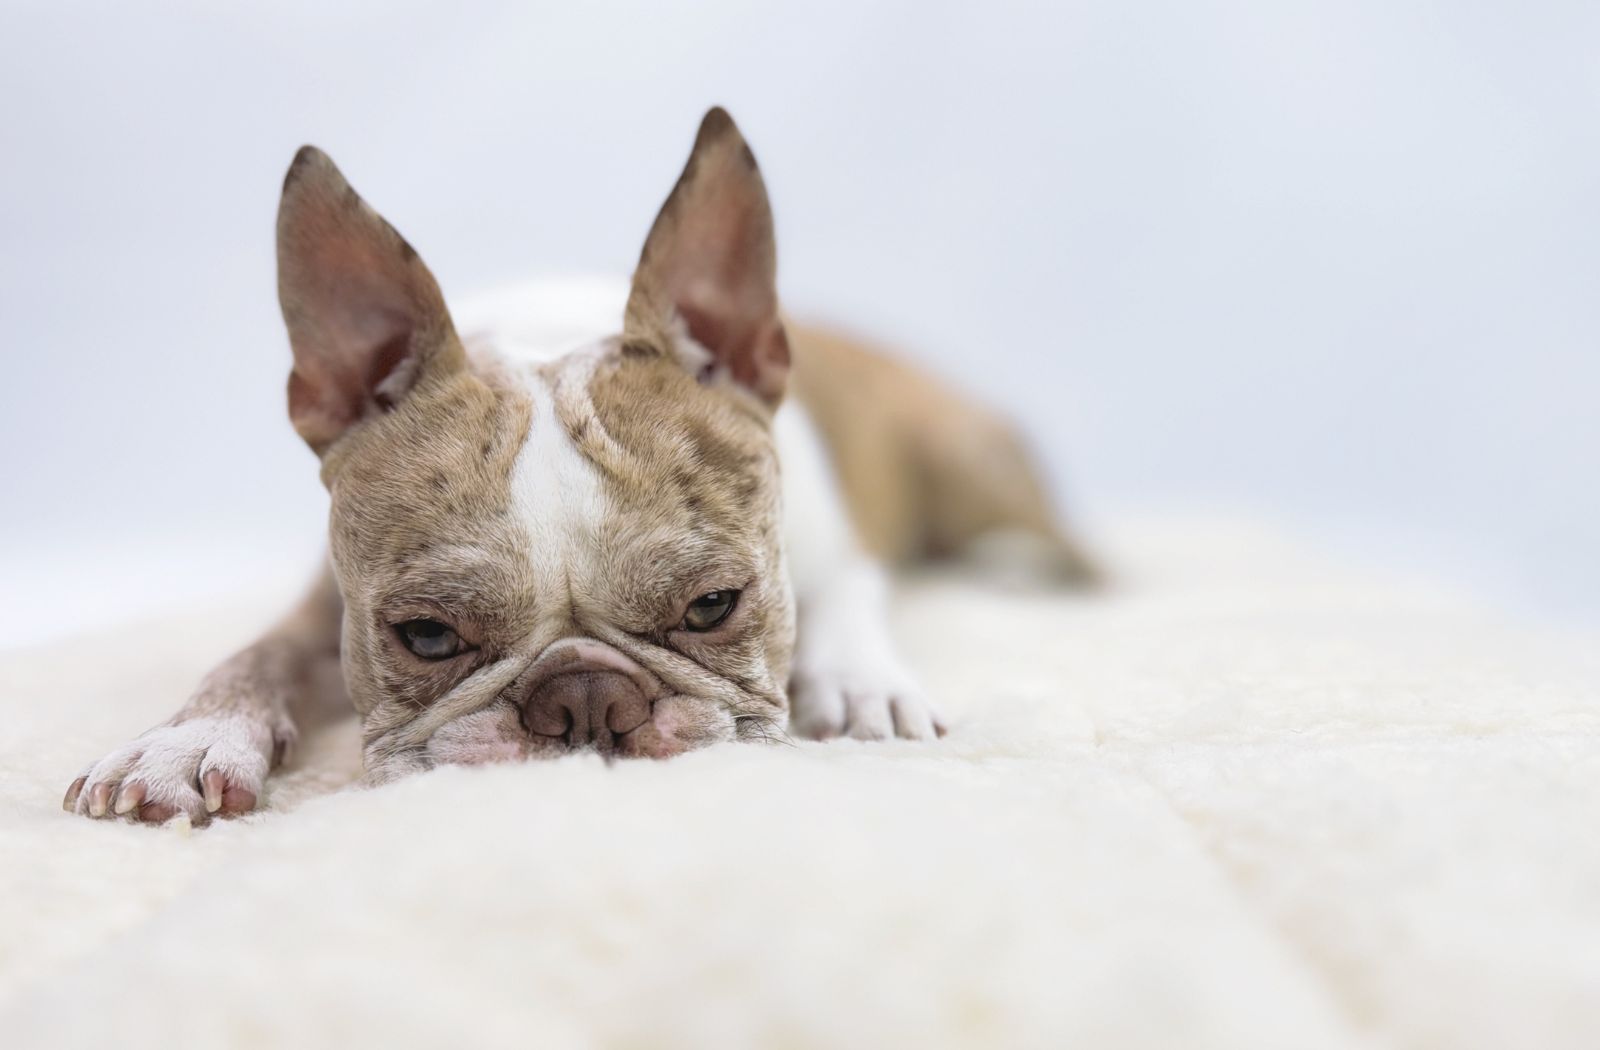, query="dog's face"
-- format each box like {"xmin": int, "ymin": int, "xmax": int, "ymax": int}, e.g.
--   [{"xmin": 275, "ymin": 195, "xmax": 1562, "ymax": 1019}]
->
[{"xmin": 276, "ymin": 110, "xmax": 796, "ymax": 778}]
